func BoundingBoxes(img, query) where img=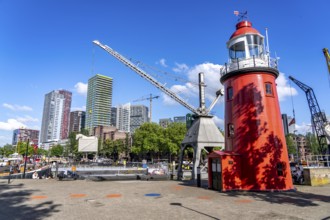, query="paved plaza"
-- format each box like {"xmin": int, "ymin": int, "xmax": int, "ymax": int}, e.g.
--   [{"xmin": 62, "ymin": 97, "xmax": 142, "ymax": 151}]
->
[{"xmin": 0, "ymin": 178, "xmax": 330, "ymax": 220}]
